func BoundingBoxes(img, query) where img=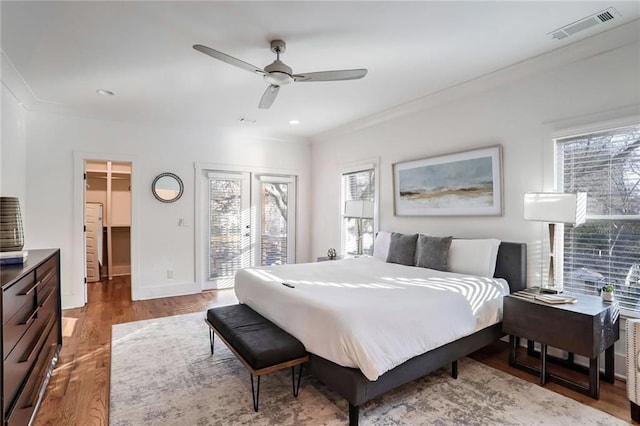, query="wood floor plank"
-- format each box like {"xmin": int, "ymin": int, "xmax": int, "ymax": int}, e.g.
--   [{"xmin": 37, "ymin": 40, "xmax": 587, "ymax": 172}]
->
[{"xmin": 32, "ymin": 276, "xmax": 634, "ymax": 425}]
